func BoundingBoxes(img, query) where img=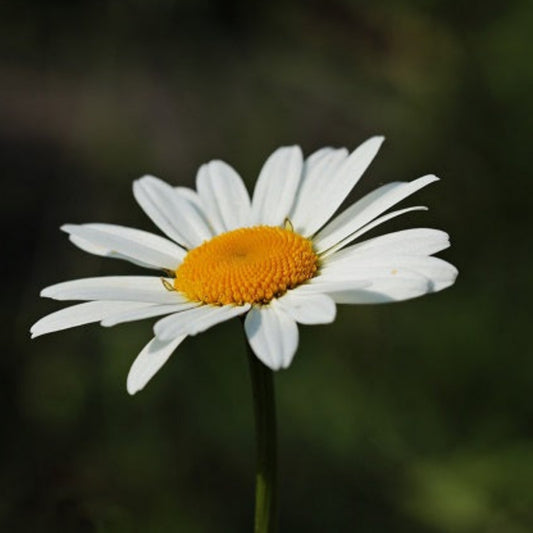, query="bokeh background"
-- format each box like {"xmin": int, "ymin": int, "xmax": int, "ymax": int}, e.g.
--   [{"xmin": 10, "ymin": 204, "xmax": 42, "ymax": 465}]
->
[{"xmin": 2, "ymin": 0, "xmax": 532, "ymax": 531}]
